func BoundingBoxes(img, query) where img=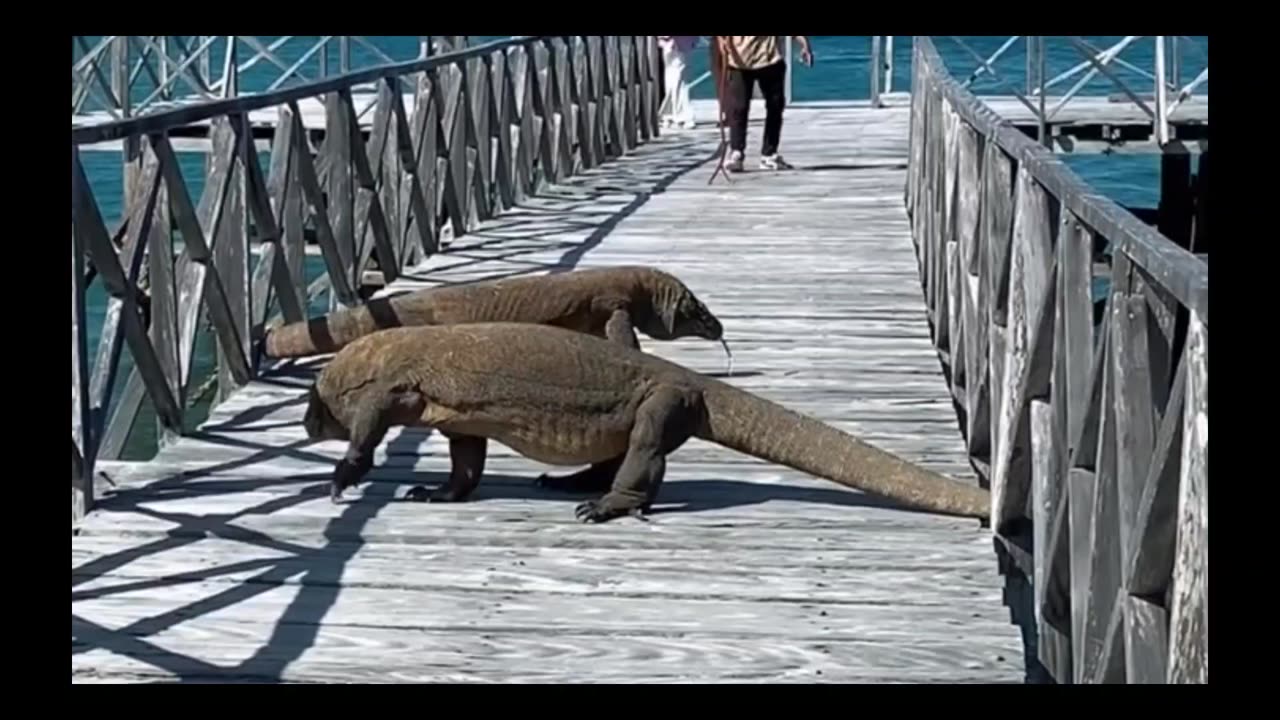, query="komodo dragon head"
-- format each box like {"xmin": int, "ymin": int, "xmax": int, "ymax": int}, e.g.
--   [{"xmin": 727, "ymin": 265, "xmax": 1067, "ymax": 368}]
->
[{"xmin": 635, "ymin": 268, "xmax": 724, "ymax": 342}]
